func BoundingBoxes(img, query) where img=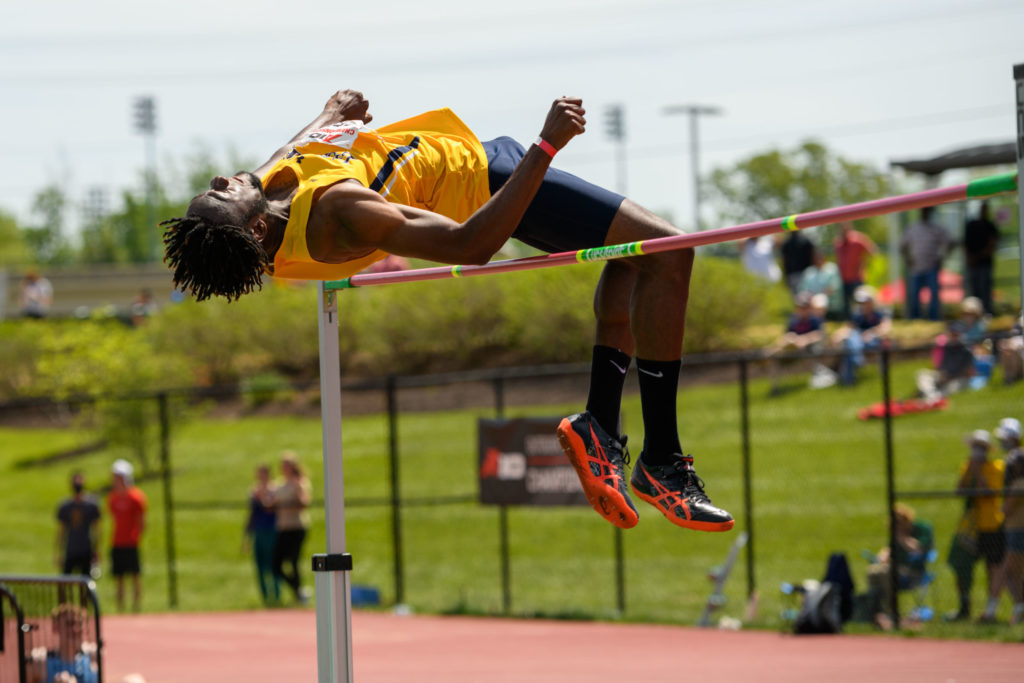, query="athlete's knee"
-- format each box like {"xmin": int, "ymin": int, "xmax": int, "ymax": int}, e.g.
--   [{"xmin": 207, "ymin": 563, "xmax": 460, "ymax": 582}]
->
[{"xmin": 631, "ymin": 247, "xmax": 694, "ymax": 284}]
